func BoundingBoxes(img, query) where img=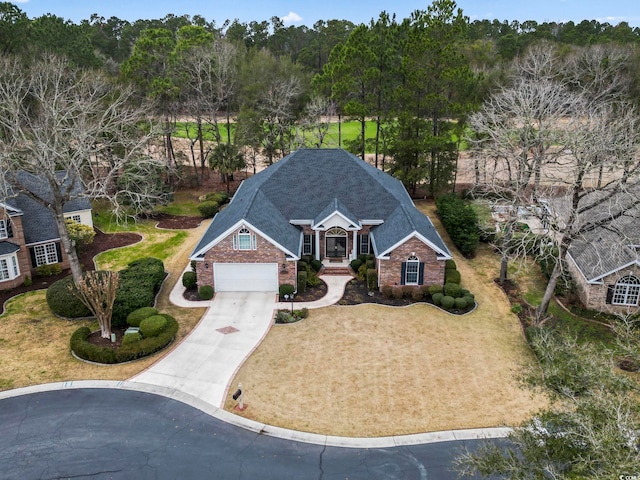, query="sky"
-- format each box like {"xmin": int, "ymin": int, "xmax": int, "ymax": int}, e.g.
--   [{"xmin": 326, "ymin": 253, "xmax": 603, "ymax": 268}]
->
[{"xmin": 9, "ymin": 0, "xmax": 640, "ymax": 28}]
